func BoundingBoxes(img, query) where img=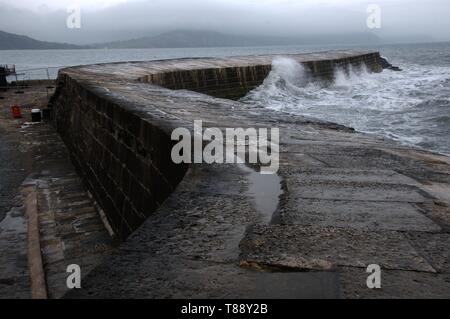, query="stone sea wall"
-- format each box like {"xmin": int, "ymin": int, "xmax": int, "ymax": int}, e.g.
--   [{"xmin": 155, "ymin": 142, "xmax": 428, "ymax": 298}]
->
[
  {"xmin": 50, "ymin": 74, "xmax": 188, "ymax": 239},
  {"xmin": 140, "ymin": 52, "xmax": 382, "ymax": 99},
  {"xmin": 49, "ymin": 51, "xmax": 385, "ymax": 239}
]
